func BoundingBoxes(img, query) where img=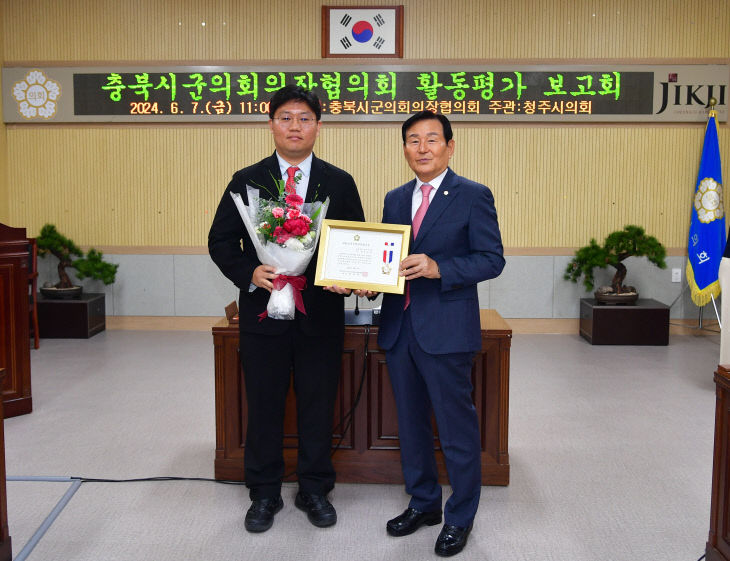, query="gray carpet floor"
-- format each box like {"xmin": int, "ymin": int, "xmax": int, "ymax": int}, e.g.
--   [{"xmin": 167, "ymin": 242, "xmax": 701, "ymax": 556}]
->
[{"xmin": 3, "ymin": 329, "xmax": 718, "ymax": 561}]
